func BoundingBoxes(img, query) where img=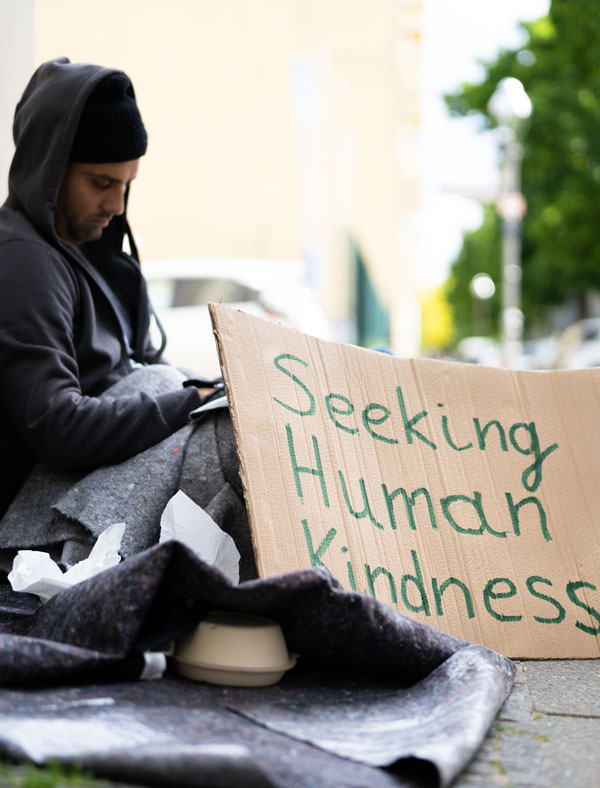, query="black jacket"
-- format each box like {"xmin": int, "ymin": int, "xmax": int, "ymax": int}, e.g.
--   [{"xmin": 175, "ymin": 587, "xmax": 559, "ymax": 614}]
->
[{"xmin": 0, "ymin": 58, "xmax": 201, "ymax": 517}]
